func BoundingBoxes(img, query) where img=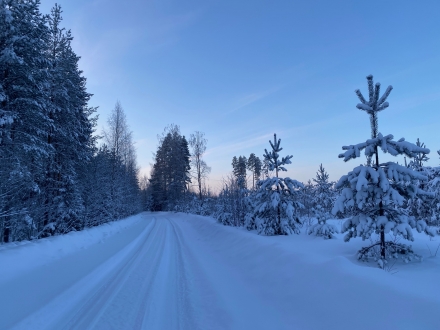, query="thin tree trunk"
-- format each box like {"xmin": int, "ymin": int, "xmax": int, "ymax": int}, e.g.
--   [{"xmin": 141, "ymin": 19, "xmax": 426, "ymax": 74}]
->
[
  {"xmin": 276, "ymin": 167, "xmax": 280, "ymax": 233},
  {"xmin": 375, "ymin": 144, "xmax": 386, "ymax": 259},
  {"xmin": 197, "ymin": 158, "xmax": 202, "ymax": 200}
]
